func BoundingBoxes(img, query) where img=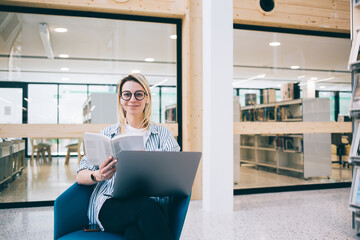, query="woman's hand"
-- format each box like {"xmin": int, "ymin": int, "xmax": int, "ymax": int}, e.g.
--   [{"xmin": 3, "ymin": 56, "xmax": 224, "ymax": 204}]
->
[{"xmin": 93, "ymin": 155, "xmax": 117, "ymax": 182}]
